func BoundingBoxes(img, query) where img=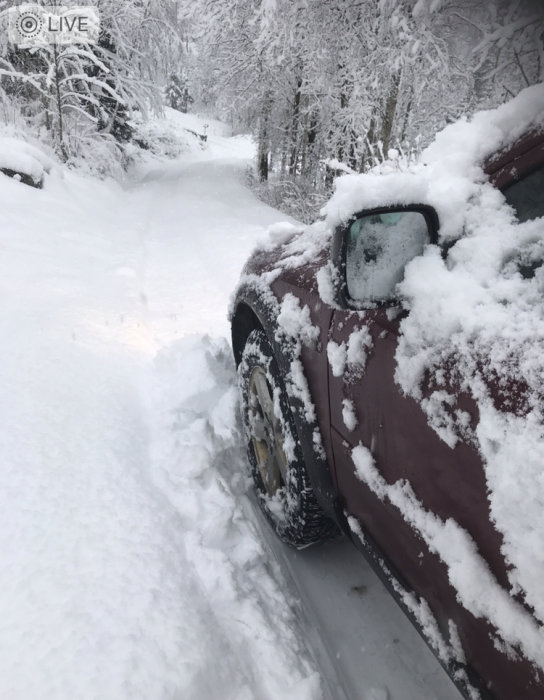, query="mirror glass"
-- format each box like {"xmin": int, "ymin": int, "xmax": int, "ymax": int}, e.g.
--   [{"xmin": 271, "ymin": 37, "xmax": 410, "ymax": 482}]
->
[{"xmin": 346, "ymin": 210, "xmax": 430, "ymax": 302}]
